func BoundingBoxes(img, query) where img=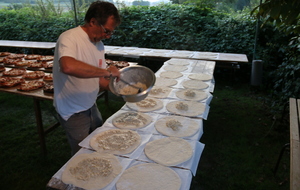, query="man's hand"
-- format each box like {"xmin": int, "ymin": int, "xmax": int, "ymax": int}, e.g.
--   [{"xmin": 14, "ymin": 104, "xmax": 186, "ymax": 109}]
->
[{"xmin": 106, "ymin": 65, "xmax": 120, "ymax": 81}]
